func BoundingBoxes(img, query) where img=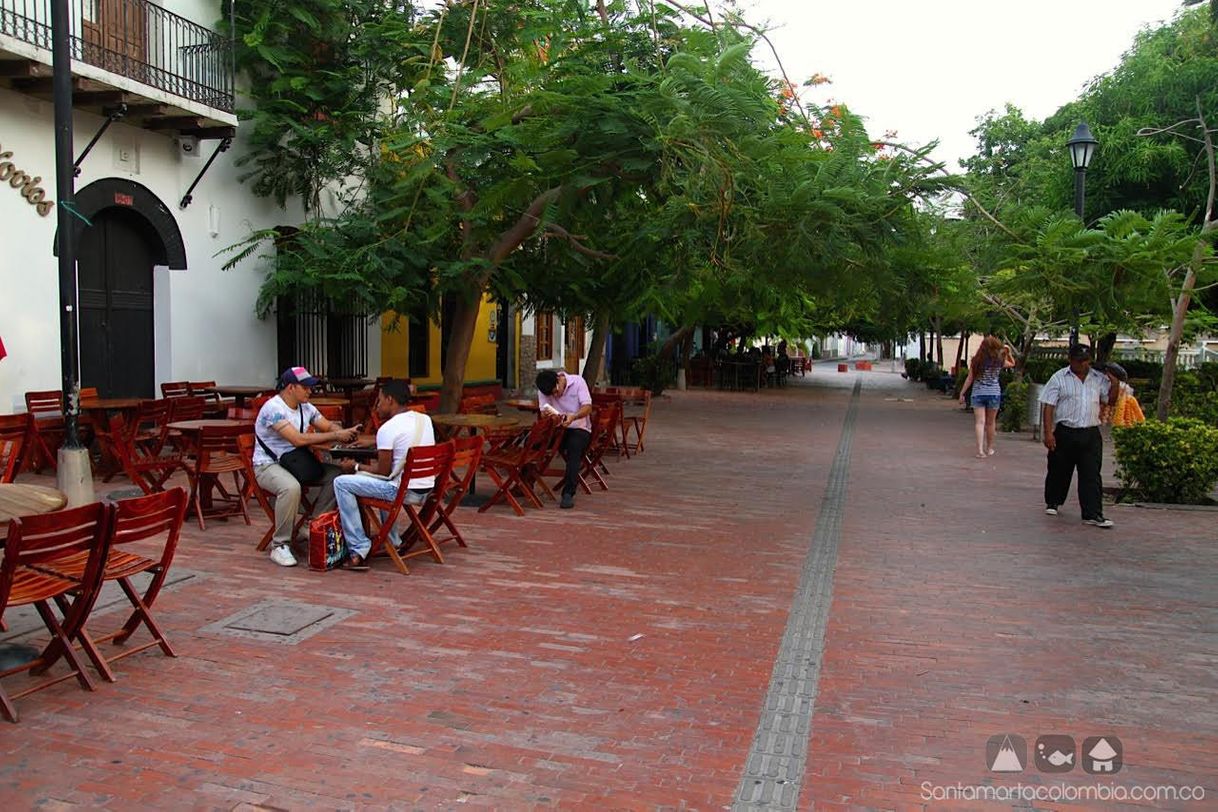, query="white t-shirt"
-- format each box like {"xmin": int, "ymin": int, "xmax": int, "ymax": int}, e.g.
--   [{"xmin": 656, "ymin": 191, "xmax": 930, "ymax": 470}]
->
[
  {"xmin": 377, "ymin": 410, "xmax": 436, "ymax": 489},
  {"xmin": 253, "ymin": 395, "xmax": 323, "ymax": 466}
]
